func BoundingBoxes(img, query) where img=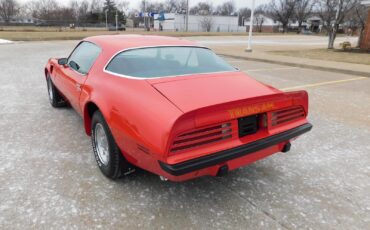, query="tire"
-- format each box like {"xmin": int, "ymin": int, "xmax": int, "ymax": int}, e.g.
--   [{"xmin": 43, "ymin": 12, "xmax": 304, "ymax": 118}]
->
[
  {"xmin": 46, "ymin": 74, "xmax": 67, "ymax": 107},
  {"xmin": 91, "ymin": 110, "xmax": 132, "ymax": 179}
]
